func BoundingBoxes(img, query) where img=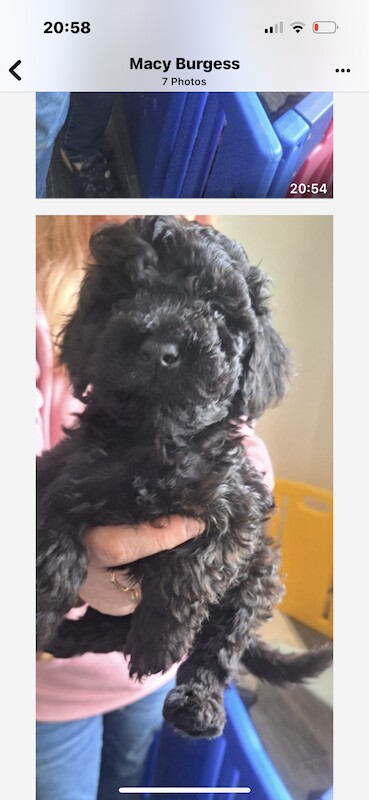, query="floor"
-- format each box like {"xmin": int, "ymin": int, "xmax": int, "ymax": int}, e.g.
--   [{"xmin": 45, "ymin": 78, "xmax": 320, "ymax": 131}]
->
[{"xmin": 235, "ymin": 611, "xmax": 333, "ymax": 800}]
